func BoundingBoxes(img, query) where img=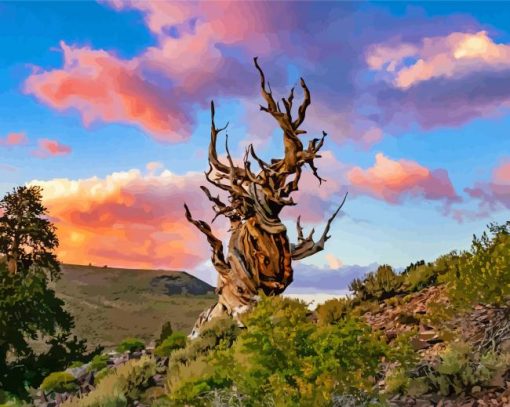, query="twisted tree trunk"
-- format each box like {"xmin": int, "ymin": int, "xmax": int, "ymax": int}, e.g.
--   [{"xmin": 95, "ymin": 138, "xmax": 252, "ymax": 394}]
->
[{"xmin": 186, "ymin": 58, "xmax": 346, "ymax": 337}]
